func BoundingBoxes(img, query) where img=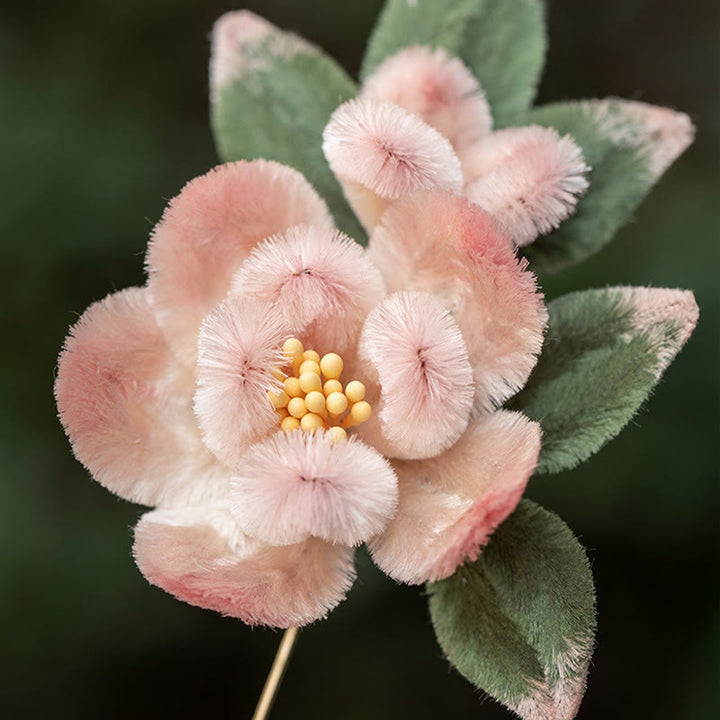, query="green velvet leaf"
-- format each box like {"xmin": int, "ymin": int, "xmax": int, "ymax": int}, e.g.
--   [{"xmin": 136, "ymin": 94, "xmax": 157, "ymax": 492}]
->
[
  {"xmin": 510, "ymin": 286, "xmax": 698, "ymax": 474},
  {"xmin": 427, "ymin": 500, "xmax": 596, "ymax": 720},
  {"xmin": 522, "ymin": 99, "xmax": 694, "ymax": 273},
  {"xmin": 360, "ymin": 0, "xmax": 546, "ymax": 127},
  {"xmin": 211, "ymin": 21, "xmax": 364, "ymax": 241}
]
